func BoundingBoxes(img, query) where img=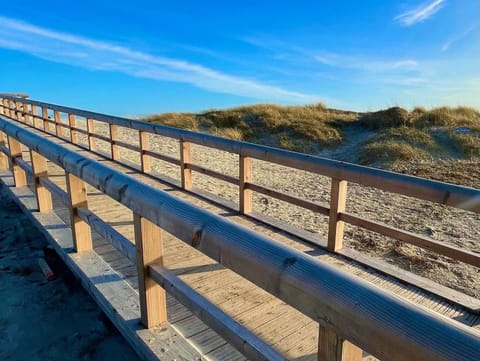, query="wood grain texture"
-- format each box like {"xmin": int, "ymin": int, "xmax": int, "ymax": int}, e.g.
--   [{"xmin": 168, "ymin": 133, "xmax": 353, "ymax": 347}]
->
[
  {"xmin": 30, "ymin": 150, "xmax": 53, "ymax": 212},
  {"xmin": 239, "ymin": 155, "xmax": 252, "ymax": 214},
  {"xmin": 68, "ymin": 113, "xmax": 78, "ymax": 143},
  {"xmin": 86, "ymin": 118, "xmax": 97, "ymax": 151},
  {"xmin": 0, "ymin": 131, "xmax": 7, "ymax": 169},
  {"xmin": 139, "ymin": 131, "xmax": 151, "ymax": 173},
  {"xmin": 180, "ymin": 140, "xmax": 192, "ymax": 190},
  {"xmin": 134, "ymin": 214, "xmax": 167, "ymax": 328},
  {"xmin": 109, "ymin": 124, "xmax": 120, "ymax": 160},
  {"xmin": 7, "ymin": 135, "xmax": 27, "ymax": 187},
  {"xmin": 66, "ymin": 172, "xmax": 92, "ymax": 252},
  {"xmin": 328, "ymin": 179, "xmax": 348, "ymax": 251},
  {"xmin": 317, "ymin": 324, "xmax": 362, "ymax": 361}
]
